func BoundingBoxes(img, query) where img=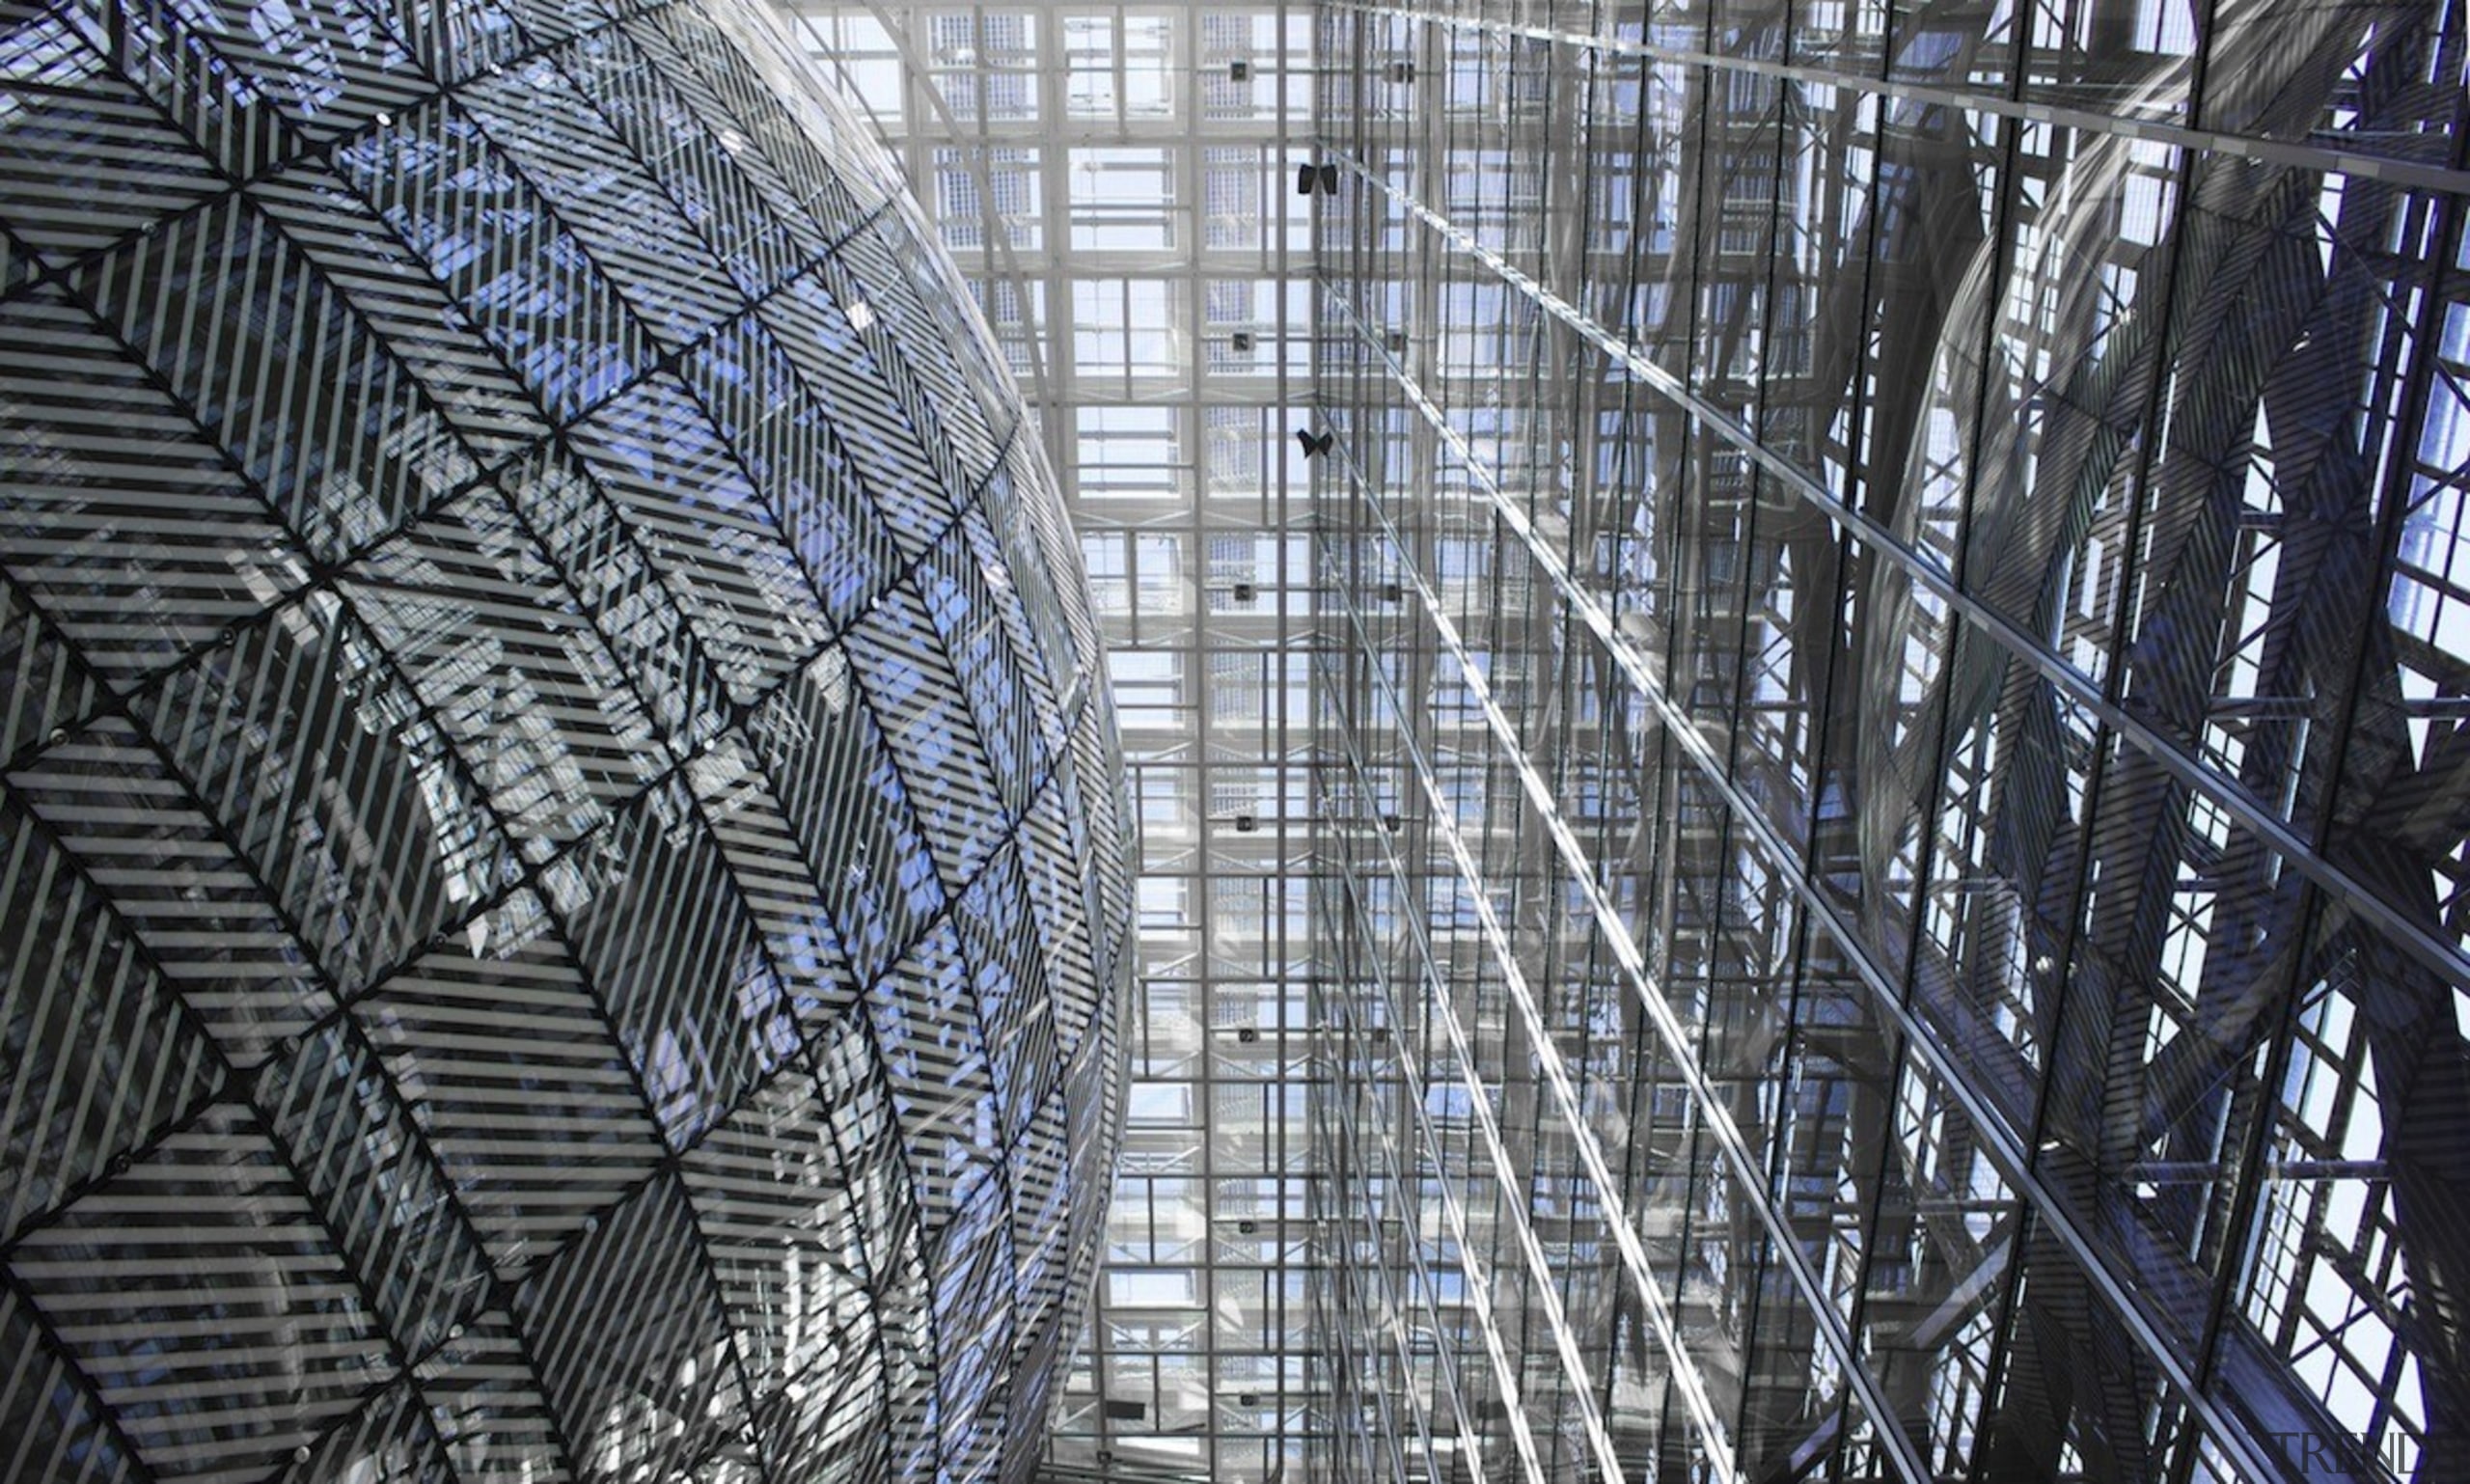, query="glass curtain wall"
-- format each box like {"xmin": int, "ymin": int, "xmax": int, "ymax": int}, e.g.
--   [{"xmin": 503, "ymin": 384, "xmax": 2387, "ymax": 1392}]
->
[
  {"xmin": 780, "ymin": 6, "xmax": 1328, "ymax": 1477},
  {"xmin": 1310, "ymin": 0, "xmax": 2470, "ymax": 1482}
]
